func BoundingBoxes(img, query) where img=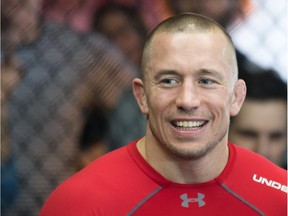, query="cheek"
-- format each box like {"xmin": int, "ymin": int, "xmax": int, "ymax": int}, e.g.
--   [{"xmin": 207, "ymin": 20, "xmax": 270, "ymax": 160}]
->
[
  {"xmin": 206, "ymin": 92, "xmax": 231, "ymax": 118},
  {"xmin": 148, "ymin": 93, "xmax": 169, "ymax": 115},
  {"xmin": 270, "ymin": 140, "xmax": 286, "ymax": 152},
  {"xmin": 149, "ymin": 87, "xmax": 175, "ymax": 108}
]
